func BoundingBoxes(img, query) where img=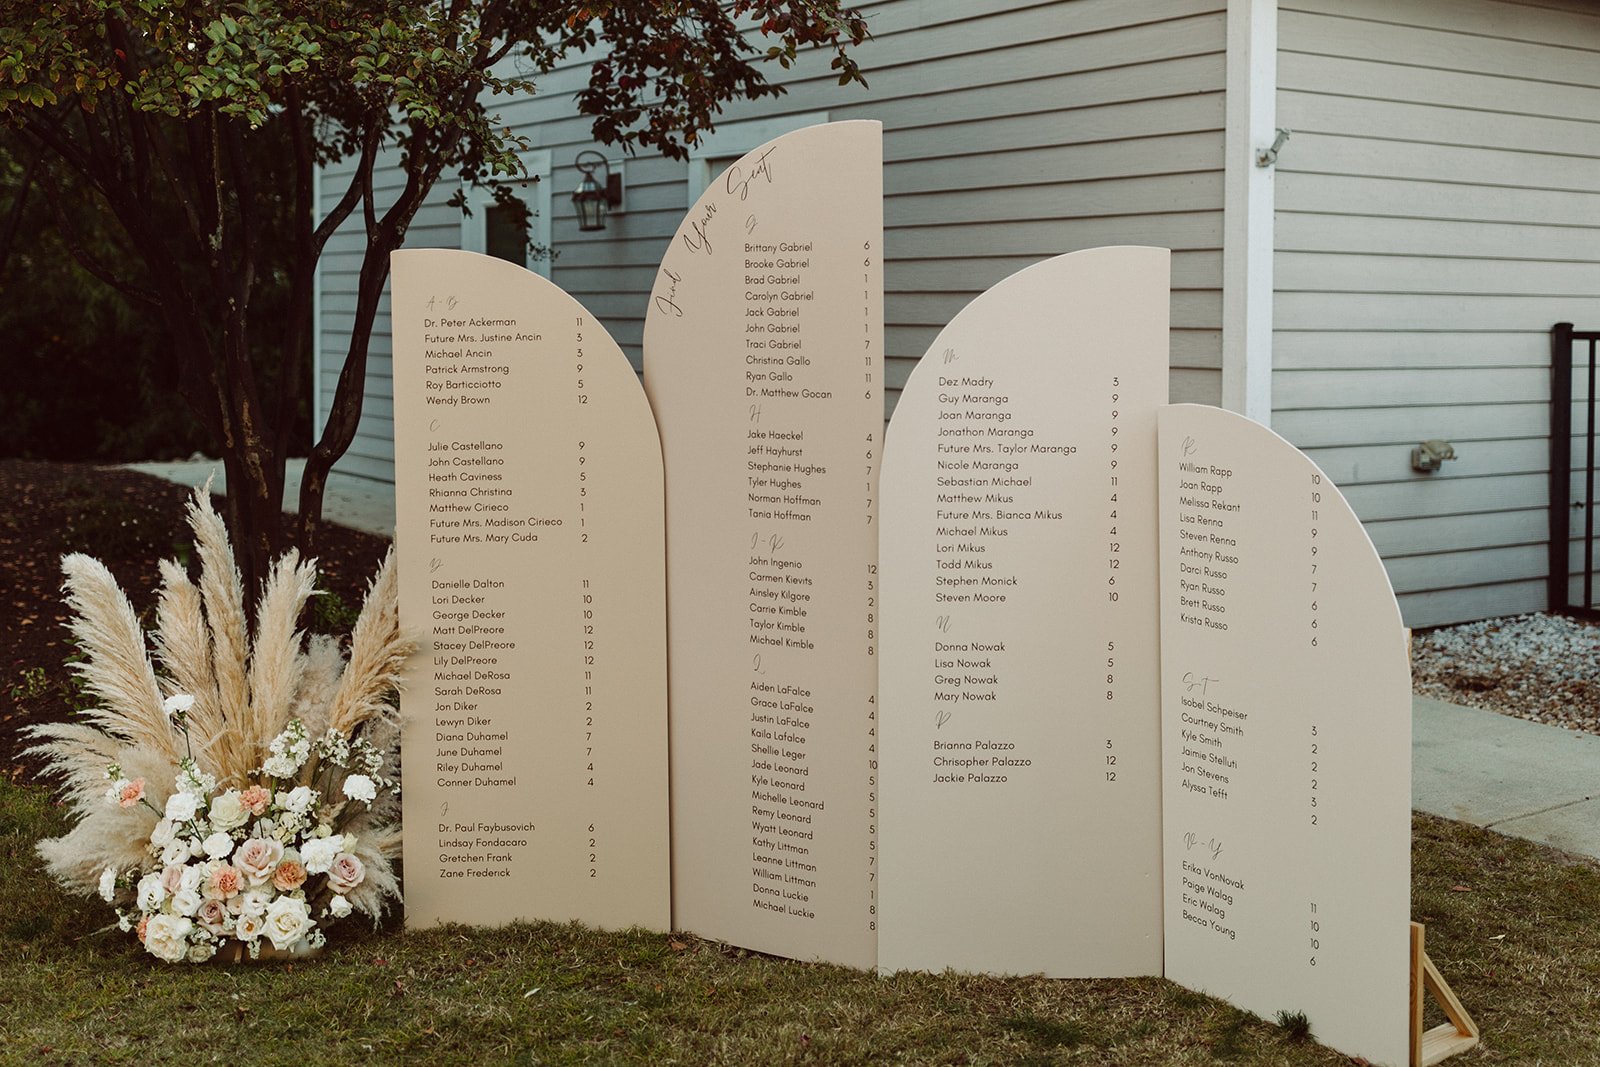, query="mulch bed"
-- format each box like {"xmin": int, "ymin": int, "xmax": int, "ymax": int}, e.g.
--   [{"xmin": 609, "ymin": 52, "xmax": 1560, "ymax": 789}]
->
[{"xmin": 0, "ymin": 459, "xmax": 390, "ymax": 785}]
